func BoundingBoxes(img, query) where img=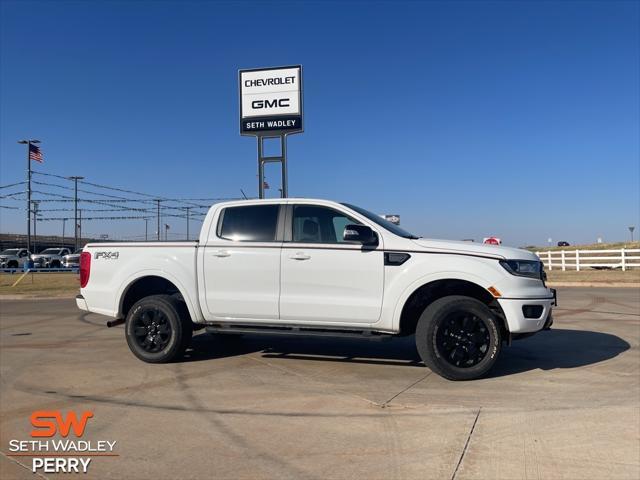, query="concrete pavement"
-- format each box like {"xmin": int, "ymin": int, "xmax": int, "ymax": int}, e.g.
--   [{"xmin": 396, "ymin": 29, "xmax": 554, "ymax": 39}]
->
[{"xmin": 1, "ymin": 288, "xmax": 639, "ymax": 479}]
